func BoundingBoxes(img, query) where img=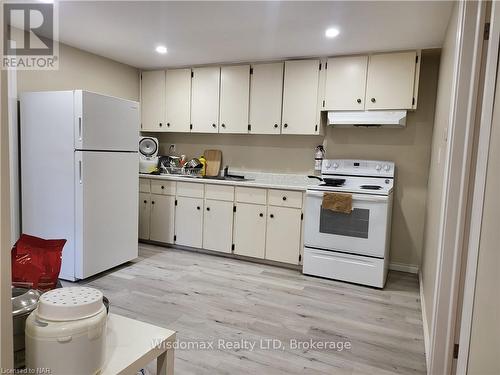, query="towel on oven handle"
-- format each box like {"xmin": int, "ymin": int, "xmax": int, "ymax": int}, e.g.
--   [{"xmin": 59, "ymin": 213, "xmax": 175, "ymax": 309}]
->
[{"xmin": 322, "ymin": 192, "xmax": 352, "ymax": 214}]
